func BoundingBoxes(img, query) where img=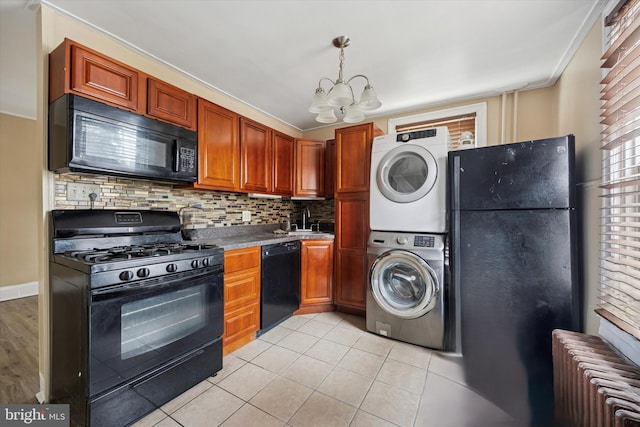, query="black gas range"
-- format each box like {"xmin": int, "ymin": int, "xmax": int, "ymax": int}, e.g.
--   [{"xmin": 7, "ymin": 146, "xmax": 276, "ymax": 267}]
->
[{"xmin": 49, "ymin": 209, "xmax": 223, "ymax": 427}]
